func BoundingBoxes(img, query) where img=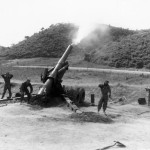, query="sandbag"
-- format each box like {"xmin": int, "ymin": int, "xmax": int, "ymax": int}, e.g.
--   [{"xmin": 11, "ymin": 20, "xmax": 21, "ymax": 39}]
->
[
  {"xmin": 15, "ymin": 92, "xmax": 21, "ymax": 97},
  {"xmin": 138, "ymin": 98, "xmax": 146, "ymax": 105}
]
